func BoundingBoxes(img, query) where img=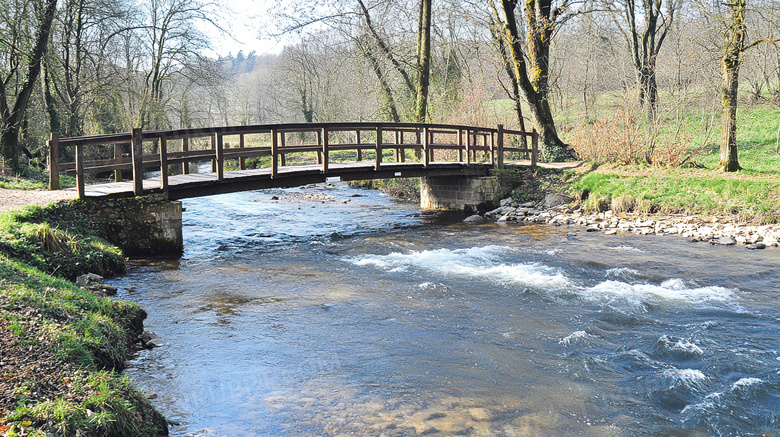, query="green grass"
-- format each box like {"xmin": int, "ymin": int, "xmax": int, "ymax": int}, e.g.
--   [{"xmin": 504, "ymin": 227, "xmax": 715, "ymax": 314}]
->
[
  {"xmin": 0, "ymin": 204, "xmax": 125, "ymax": 281},
  {"xmin": 568, "ymin": 169, "xmax": 780, "ymax": 221},
  {"xmin": 0, "ymin": 177, "xmax": 46, "ymax": 190},
  {"xmin": 0, "ymin": 199, "xmax": 167, "ymax": 435},
  {"xmin": 1, "ymin": 255, "xmax": 166, "ymax": 436}
]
